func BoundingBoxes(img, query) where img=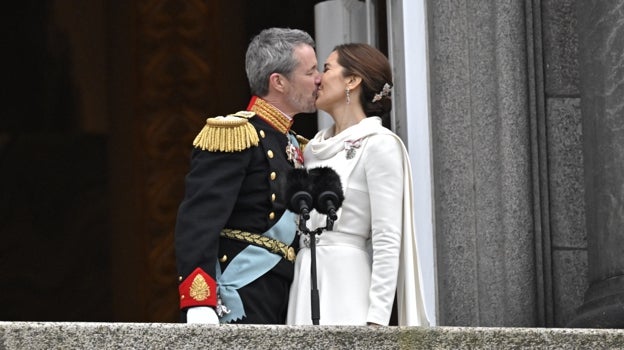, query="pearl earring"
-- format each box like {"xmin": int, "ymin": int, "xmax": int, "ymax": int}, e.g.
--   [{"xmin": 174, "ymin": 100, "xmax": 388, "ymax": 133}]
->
[{"xmin": 345, "ymin": 87, "xmax": 351, "ymax": 104}]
